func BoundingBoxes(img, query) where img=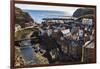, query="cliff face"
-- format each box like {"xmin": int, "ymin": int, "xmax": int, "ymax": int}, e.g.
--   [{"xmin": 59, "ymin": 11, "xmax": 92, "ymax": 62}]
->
[
  {"xmin": 73, "ymin": 8, "xmax": 95, "ymax": 17},
  {"xmin": 15, "ymin": 7, "xmax": 34, "ymax": 28}
]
